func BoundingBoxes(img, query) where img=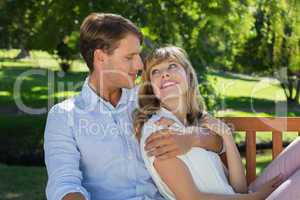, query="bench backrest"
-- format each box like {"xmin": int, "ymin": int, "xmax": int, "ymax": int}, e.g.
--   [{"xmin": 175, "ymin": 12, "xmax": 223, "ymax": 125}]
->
[{"xmin": 221, "ymin": 117, "xmax": 300, "ymax": 184}]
